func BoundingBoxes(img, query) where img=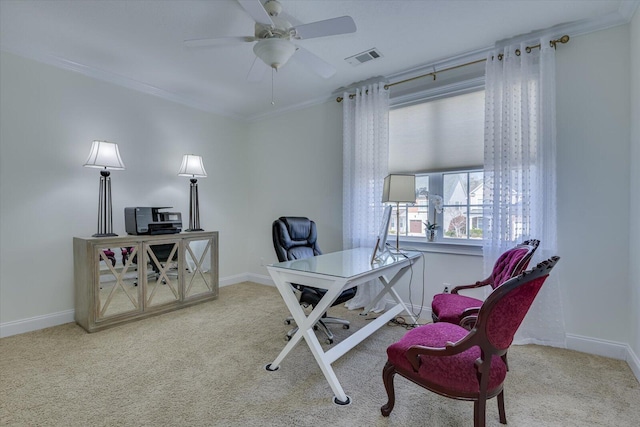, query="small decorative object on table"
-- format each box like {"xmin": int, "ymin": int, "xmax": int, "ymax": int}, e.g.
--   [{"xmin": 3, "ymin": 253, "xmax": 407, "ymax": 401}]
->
[{"xmin": 423, "ymin": 194, "xmax": 443, "ymax": 242}]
